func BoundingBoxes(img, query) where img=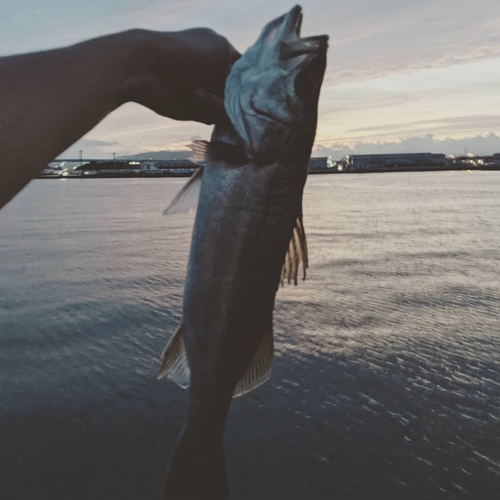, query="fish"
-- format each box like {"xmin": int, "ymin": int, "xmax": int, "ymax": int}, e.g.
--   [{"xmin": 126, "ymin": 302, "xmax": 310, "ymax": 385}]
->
[{"xmin": 158, "ymin": 5, "xmax": 328, "ymax": 499}]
